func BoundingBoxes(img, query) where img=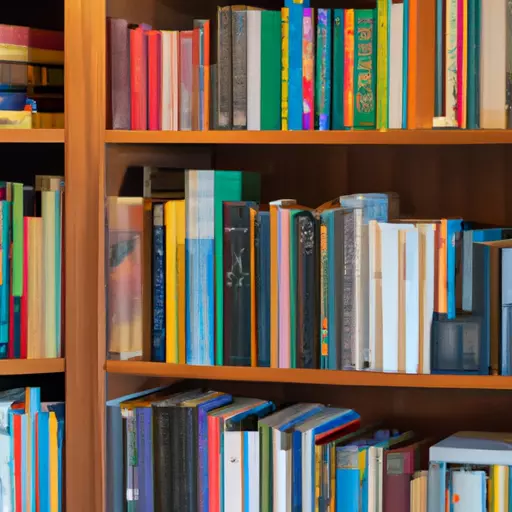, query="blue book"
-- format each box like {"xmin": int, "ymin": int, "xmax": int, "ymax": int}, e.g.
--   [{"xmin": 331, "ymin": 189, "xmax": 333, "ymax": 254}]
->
[
  {"xmin": 288, "ymin": 4, "xmax": 304, "ymax": 130},
  {"xmin": 292, "ymin": 408, "xmax": 360, "ymax": 511},
  {"xmin": 336, "ymin": 448, "xmax": 359, "ymax": 512},
  {"xmin": 0, "ymin": 202, "xmax": 10, "ymax": 354},
  {"xmin": 256, "ymin": 211, "xmax": 270, "ymax": 367},
  {"xmin": 152, "ymin": 204, "xmax": 165, "ymax": 362},
  {"xmin": 0, "ymin": 92, "xmax": 26, "ymax": 111}
]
